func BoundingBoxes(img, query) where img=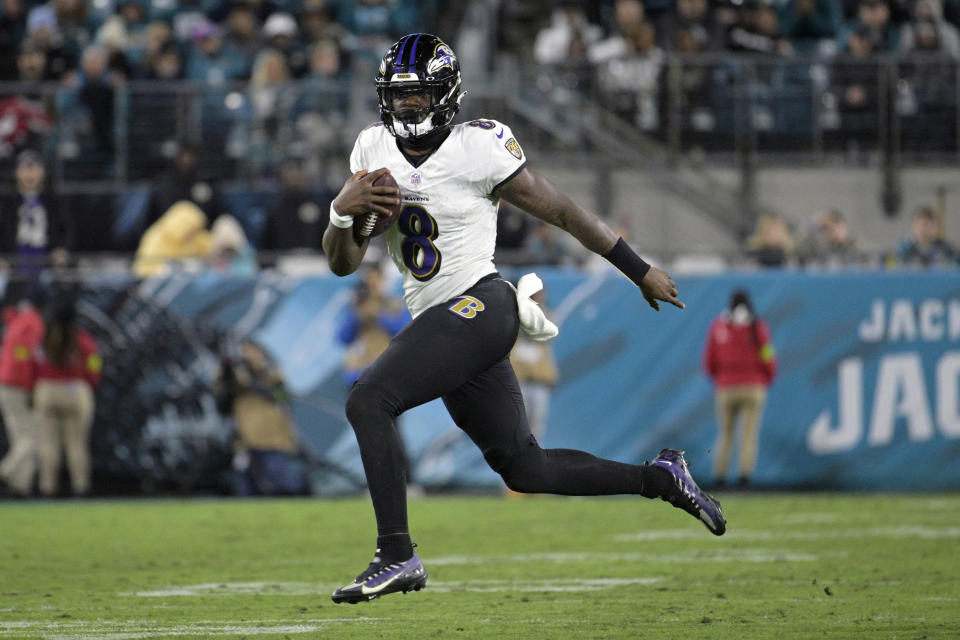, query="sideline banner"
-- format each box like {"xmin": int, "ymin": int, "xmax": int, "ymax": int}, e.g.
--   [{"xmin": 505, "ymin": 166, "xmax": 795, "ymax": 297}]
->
[
  {"xmin": 531, "ymin": 269, "xmax": 960, "ymax": 491},
  {"xmin": 4, "ymin": 269, "xmax": 955, "ymax": 492},
  {"xmin": 279, "ymin": 268, "xmax": 960, "ymax": 492}
]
